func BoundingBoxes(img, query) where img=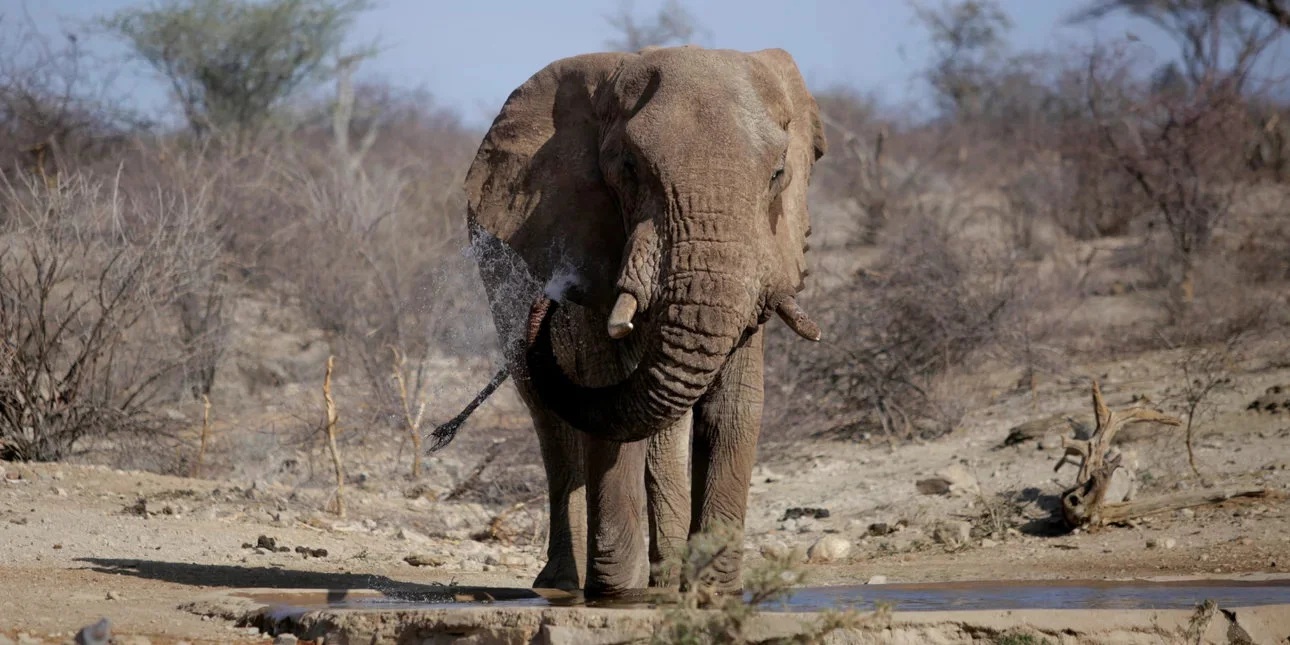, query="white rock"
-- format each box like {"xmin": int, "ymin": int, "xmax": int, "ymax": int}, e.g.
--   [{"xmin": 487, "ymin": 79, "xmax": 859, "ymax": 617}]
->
[
  {"xmin": 807, "ymin": 535, "xmax": 852, "ymax": 563},
  {"xmin": 1164, "ymin": 538, "xmax": 1177, "ymax": 550},
  {"xmin": 935, "ymin": 464, "xmax": 980, "ymax": 497},
  {"xmin": 866, "ymin": 575, "xmax": 888, "ymax": 585},
  {"xmin": 1104, "ymin": 467, "xmax": 1137, "ymax": 503}
]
